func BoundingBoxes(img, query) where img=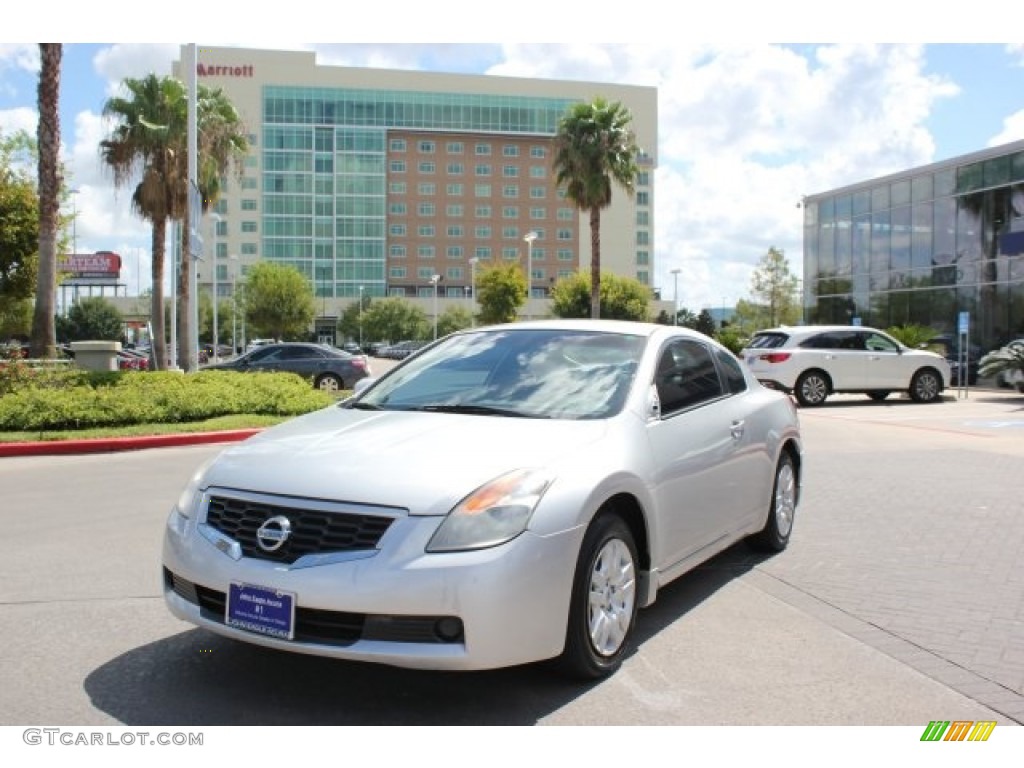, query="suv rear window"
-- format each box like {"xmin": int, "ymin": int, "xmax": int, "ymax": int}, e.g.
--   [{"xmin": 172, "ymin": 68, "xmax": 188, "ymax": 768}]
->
[{"xmin": 747, "ymin": 332, "xmax": 789, "ymax": 349}]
